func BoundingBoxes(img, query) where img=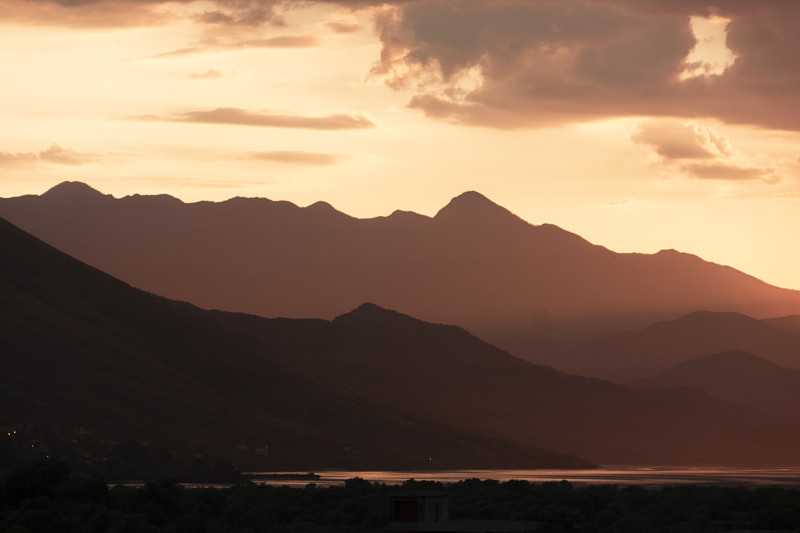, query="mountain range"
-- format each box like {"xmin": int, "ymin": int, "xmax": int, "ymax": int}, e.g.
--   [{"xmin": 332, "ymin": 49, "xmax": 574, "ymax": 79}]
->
[
  {"xmin": 3, "ymin": 182, "xmax": 800, "ymax": 366},
  {"xmin": 0, "ymin": 216, "xmax": 580, "ymax": 470},
  {"xmin": 4, "ymin": 215, "xmax": 800, "ymax": 466},
  {"xmin": 552, "ymin": 311, "xmax": 800, "ymax": 382},
  {"xmin": 632, "ymin": 350, "xmax": 800, "ymax": 421}
]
